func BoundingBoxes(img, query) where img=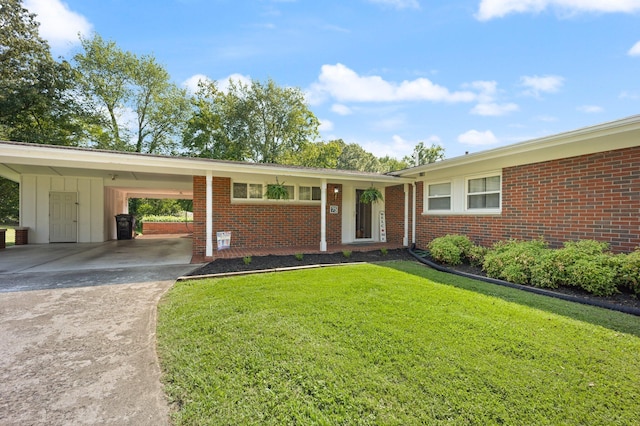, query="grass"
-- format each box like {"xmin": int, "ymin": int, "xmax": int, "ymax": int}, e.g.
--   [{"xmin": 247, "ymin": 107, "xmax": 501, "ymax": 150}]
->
[
  {"xmin": 157, "ymin": 261, "xmax": 640, "ymax": 425},
  {"xmin": 1, "ymin": 225, "xmax": 16, "ymax": 246}
]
